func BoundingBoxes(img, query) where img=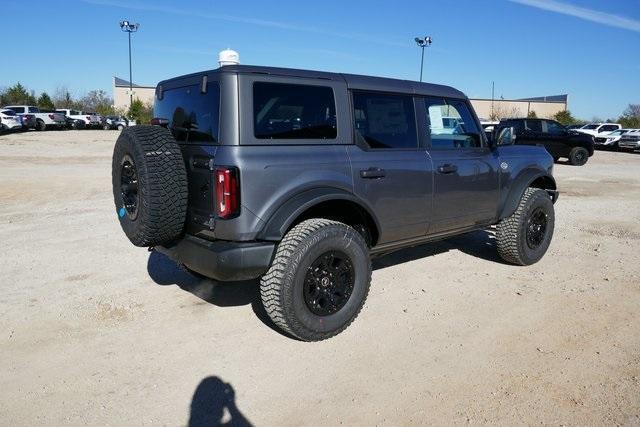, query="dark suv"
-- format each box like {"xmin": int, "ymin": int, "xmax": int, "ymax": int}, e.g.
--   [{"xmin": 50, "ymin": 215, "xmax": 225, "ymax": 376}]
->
[
  {"xmin": 111, "ymin": 65, "xmax": 558, "ymax": 341},
  {"xmin": 496, "ymin": 118, "xmax": 594, "ymax": 165}
]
